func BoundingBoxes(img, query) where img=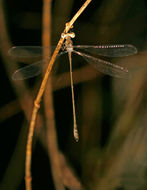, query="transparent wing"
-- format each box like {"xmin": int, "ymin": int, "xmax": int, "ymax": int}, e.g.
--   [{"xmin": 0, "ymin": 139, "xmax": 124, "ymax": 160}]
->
[
  {"xmin": 73, "ymin": 44, "xmax": 137, "ymax": 57},
  {"xmin": 8, "ymin": 46, "xmax": 55, "ymax": 59},
  {"xmin": 12, "ymin": 59, "xmax": 49, "ymax": 80},
  {"xmin": 73, "ymin": 50, "xmax": 129, "ymax": 78},
  {"xmin": 12, "ymin": 51, "xmax": 66, "ymax": 80}
]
